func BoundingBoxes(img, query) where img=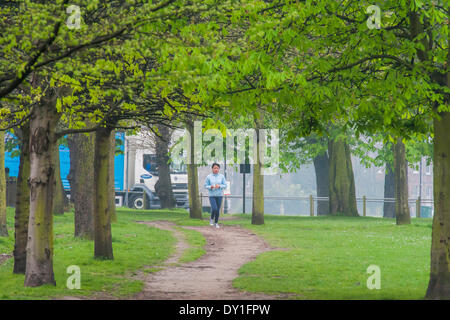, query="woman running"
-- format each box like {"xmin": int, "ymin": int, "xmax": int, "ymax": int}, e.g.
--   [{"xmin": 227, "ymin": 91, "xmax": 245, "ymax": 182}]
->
[{"xmin": 204, "ymin": 163, "xmax": 227, "ymax": 228}]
